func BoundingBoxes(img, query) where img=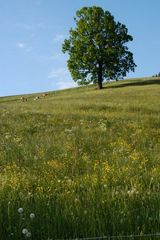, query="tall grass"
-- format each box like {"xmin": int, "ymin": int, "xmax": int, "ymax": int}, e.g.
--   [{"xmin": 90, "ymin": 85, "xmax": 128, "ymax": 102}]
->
[{"xmin": 0, "ymin": 78, "xmax": 160, "ymax": 239}]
